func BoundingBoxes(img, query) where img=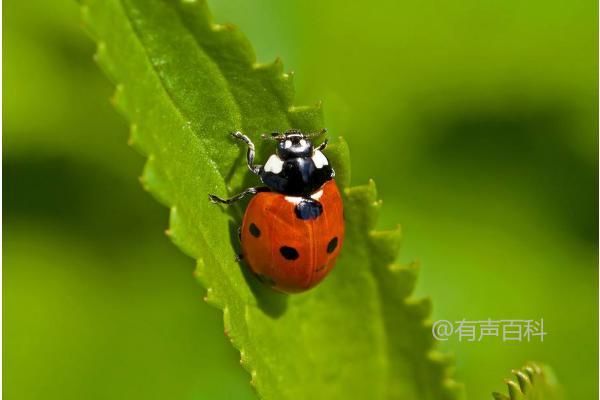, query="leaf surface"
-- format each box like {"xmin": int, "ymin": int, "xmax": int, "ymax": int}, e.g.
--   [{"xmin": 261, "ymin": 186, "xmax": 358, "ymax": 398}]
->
[{"xmin": 81, "ymin": 0, "xmax": 460, "ymax": 398}]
